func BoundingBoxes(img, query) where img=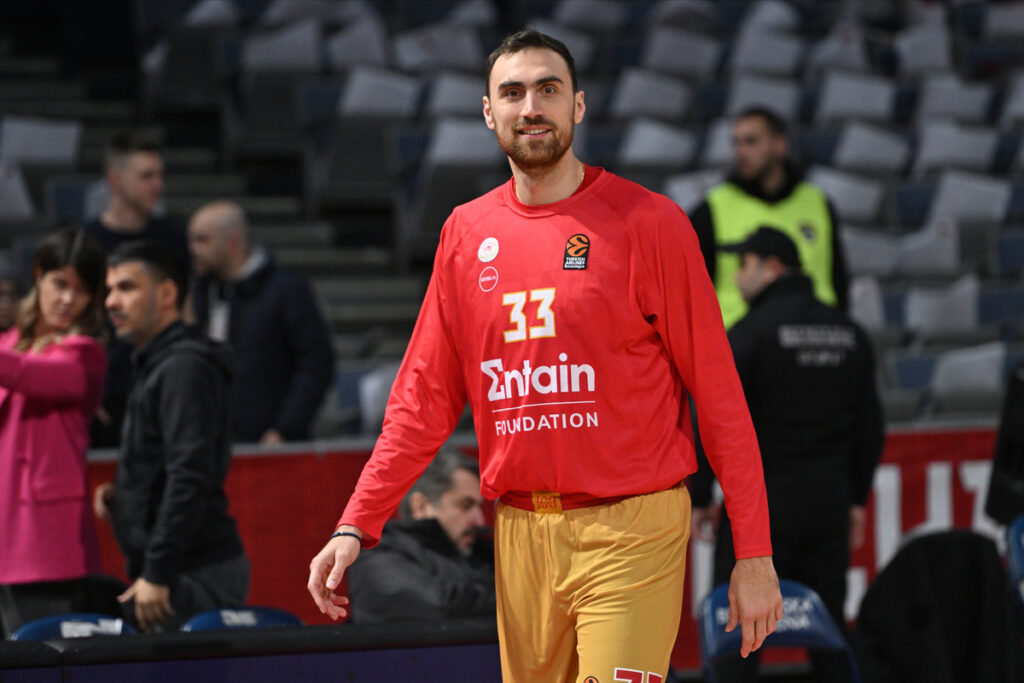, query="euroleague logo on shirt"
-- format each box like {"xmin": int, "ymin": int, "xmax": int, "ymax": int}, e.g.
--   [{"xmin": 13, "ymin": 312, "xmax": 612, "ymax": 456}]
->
[{"xmin": 563, "ymin": 233, "xmax": 590, "ymax": 270}]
